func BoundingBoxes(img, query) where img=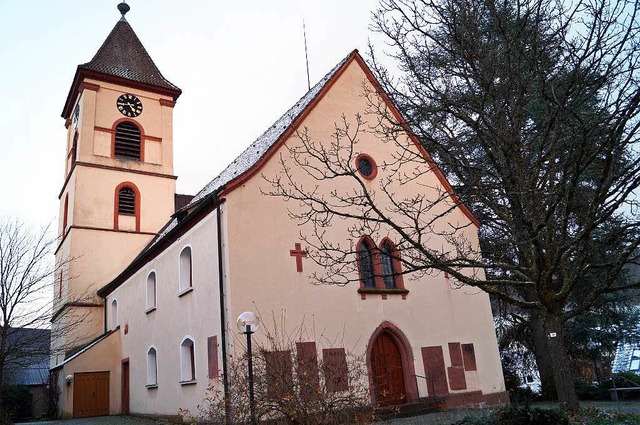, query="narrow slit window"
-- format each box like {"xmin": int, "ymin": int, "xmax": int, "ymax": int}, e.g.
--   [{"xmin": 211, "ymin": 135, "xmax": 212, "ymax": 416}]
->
[
  {"xmin": 71, "ymin": 132, "xmax": 78, "ymax": 167},
  {"xmin": 62, "ymin": 195, "xmax": 69, "ymax": 232},
  {"xmin": 146, "ymin": 272, "xmax": 157, "ymax": 310},
  {"xmin": 179, "ymin": 247, "xmax": 193, "ymax": 292},
  {"xmin": 111, "ymin": 299, "xmax": 118, "ymax": 330}
]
